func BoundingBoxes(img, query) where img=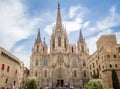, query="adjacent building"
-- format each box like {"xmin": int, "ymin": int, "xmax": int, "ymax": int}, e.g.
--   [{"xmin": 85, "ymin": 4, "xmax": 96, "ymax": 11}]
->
[
  {"xmin": 87, "ymin": 35, "xmax": 120, "ymax": 89},
  {"xmin": 0, "ymin": 47, "xmax": 24, "ymax": 89},
  {"xmin": 30, "ymin": 4, "xmax": 89, "ymax": 88}
]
